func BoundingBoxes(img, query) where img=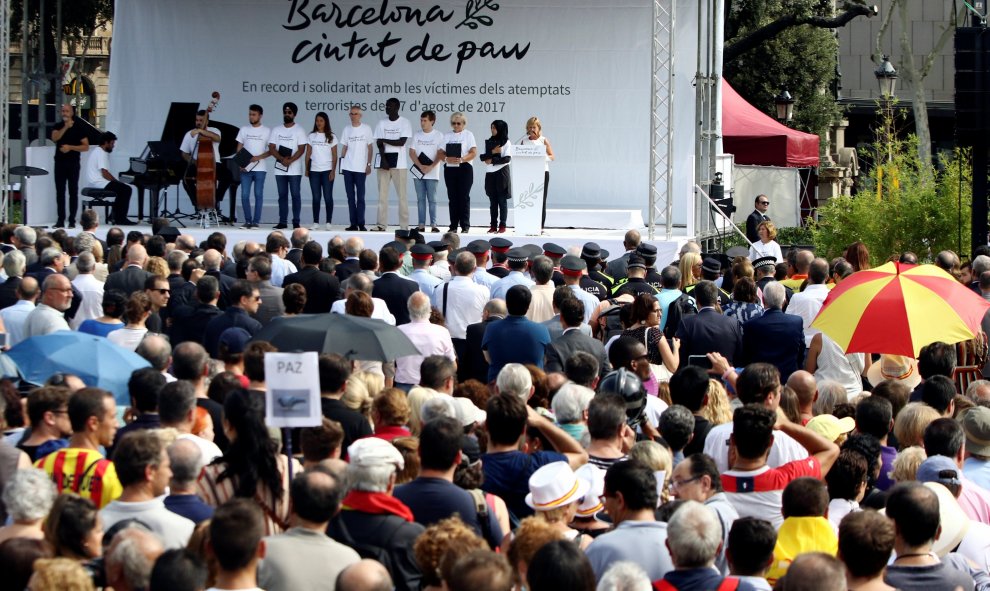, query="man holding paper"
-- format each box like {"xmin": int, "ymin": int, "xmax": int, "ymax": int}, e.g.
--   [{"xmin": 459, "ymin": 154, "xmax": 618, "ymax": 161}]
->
[
  {"xmin": 268, "ymin": 102, "xmax": 309, "ymax": 230},
  {"xmin": 409, "ymin": 110, "xmax": 443, "ymax": 233},
  {"xmin": 374, "ymin": 97, "xmax": 412, "ymax": 231},
  {"xmin": 235, "ymin": 104, "xmax": 271, "ymax": 229}
]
